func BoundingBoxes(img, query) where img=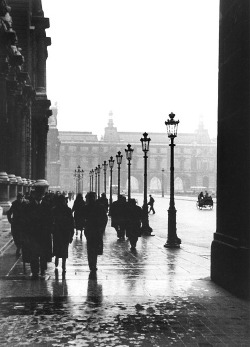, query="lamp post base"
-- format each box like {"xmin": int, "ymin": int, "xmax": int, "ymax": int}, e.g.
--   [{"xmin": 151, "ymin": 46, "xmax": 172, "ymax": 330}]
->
[
  {"xmin": 164, "ymin": 240, "xmax": 181, "ymax": 248},
  {"xmin": 141, "ymin": 223, "xmax": 154, "ymax": 236},
  {"xmin": 141, "ymin": 204, "xmax": 154, "ymax": 236},
  {"xmin": 165, "ymin": 205, "xmax": 181, "ymax": 247}
]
